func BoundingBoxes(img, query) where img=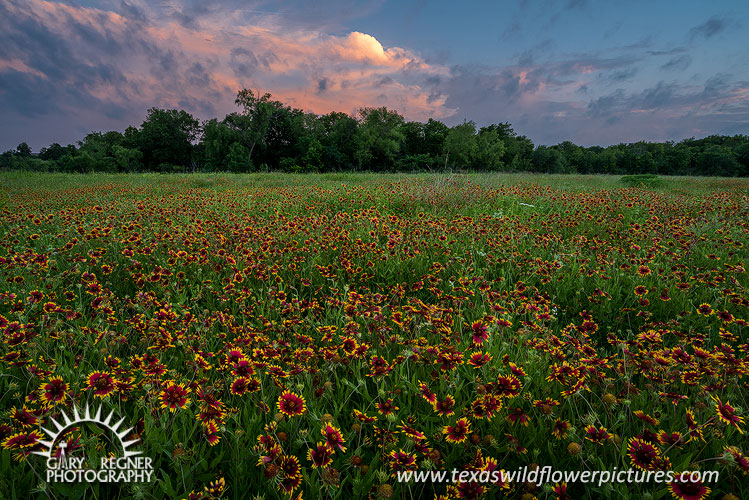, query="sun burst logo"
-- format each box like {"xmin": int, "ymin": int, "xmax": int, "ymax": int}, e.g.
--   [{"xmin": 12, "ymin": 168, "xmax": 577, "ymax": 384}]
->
[{"xmin": 33, "ymin": 403, "xmax": 153, "ymax": 483}]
